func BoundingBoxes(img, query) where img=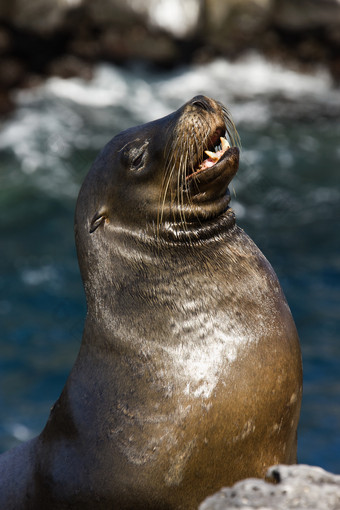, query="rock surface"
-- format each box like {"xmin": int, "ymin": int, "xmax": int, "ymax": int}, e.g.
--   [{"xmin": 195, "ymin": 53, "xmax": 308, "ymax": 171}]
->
[{"xmin": 199, "ymin": 464, "xmax": 340, "ymax": 510}]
